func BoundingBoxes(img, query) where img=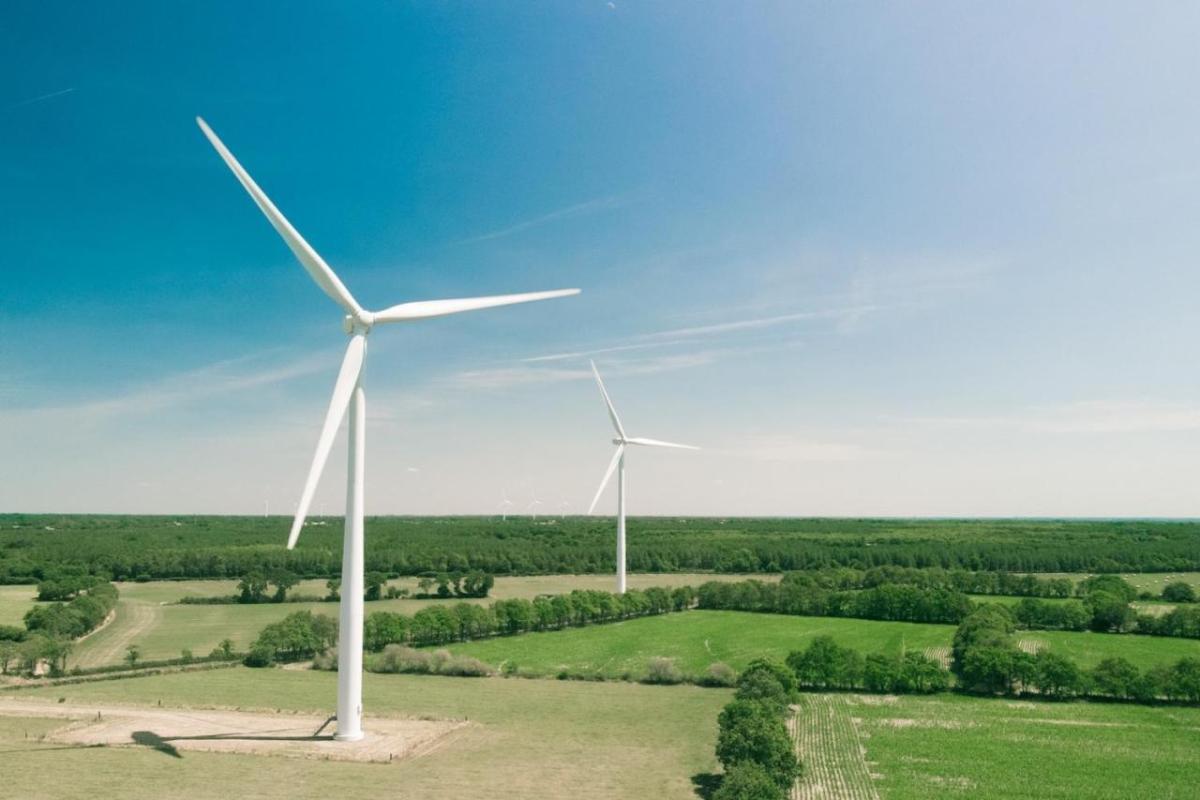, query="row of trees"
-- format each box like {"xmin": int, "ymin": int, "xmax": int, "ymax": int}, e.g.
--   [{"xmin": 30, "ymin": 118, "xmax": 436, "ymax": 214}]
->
[
  {"xmin": 363, "ymin": 586, "xmax": 695, "ymax": 650},
  {"xmin": 787, "ymin": 636, "xmax": 950, "ymax": 694},
  {"xmin": 5, "ymin": 515, "xmax": 1200, "ymax": 584},
  {"xmin": 0, "ymin": 582, "xmax": 120, "ymax": 676},
  {"xmin": 697, "ymin": 579, "xmax": 974, "ymax": 625},
  {"xmin": 247, "ymin": 586, "xmax": 695, "ymax": 661},
  {"xmin": 712, "ymin": 661, "xmax": 803, "ymax": 800},
  {"xmin": 244, "ymin": 611, "xmax": 338, "ymax": 666},
  {"xmin": 700, "ymin": 574, "xmax": 1200, "ymax": 641},
  {"xmin": 952, "ymin": 605, "xmax": 1200, "ymax": 702}
]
